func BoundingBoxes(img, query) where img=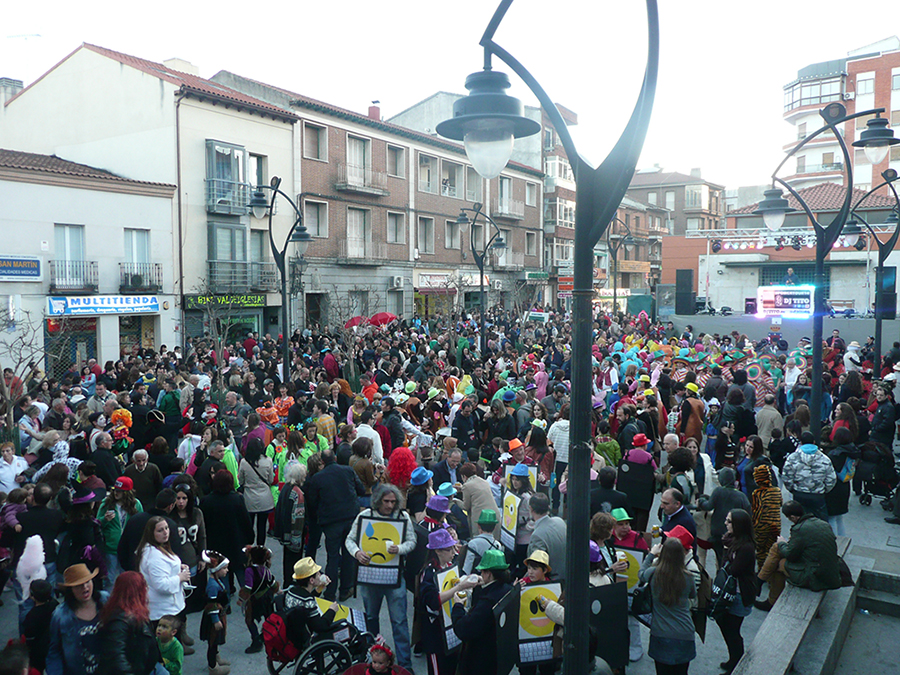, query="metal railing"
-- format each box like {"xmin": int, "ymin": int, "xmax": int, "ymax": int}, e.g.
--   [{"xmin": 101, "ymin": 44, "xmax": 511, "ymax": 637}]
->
[
  {"xmin": 336, "ymin": 163, "xmax": 388, "ymax": 193},
  {"xmin": 496, "ymin": 251, "xmax": 525, "ymax": 269},
  {"xmin": 207, "ymin": 260, "xmax": 277, "ymax": 293},
  {"xmin": 338, "ymin": 239, "xmax": 388, "ymax": 261},
  {"xmin": 206, "ymin": 179, "xmax": 251, "ymax": 215},
  {"xmin": 795, "ymin": 162, "xmax": 844, "ymax": 174},
  {"xmin": 493, "ymin": 198, "xmax": 525, "ymax": 219},
  {"xmin": 119, "ymin": 262, "xmax": 163, "ymax": 293},
  {"xmin": 49, "ymin": 260, "xmax": 98, "ymax": 292},
  {"xmin": 441, "ymin": 182, "xmax": 459, "ymax": 198}
]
